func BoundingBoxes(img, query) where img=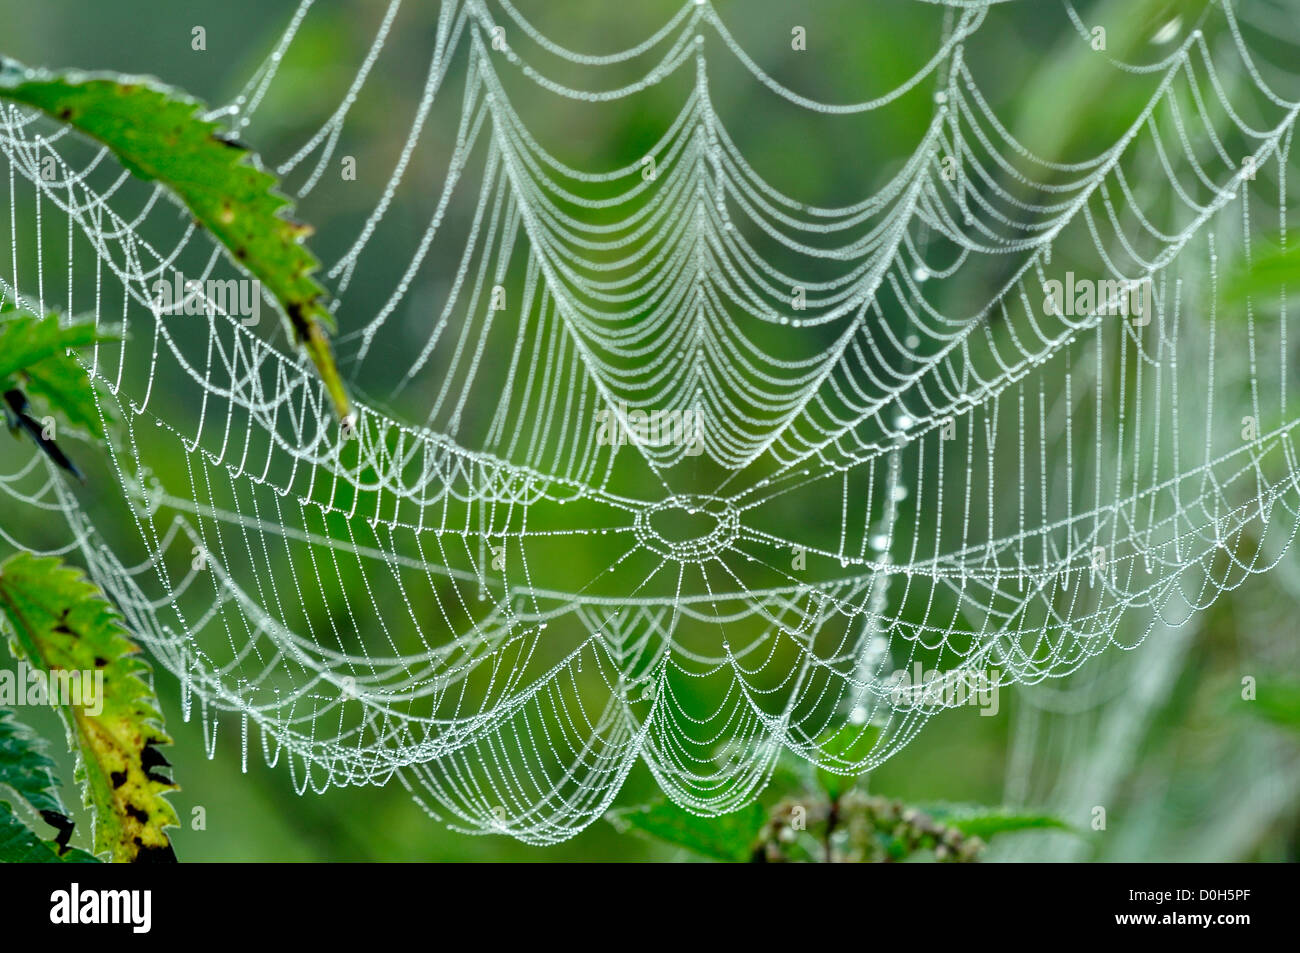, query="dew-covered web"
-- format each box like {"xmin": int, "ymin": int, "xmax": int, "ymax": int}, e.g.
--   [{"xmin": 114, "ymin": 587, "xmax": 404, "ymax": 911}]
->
[{"xmin": 2, "ymin": 0, "xmax": 1300, "ymax": 843}]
